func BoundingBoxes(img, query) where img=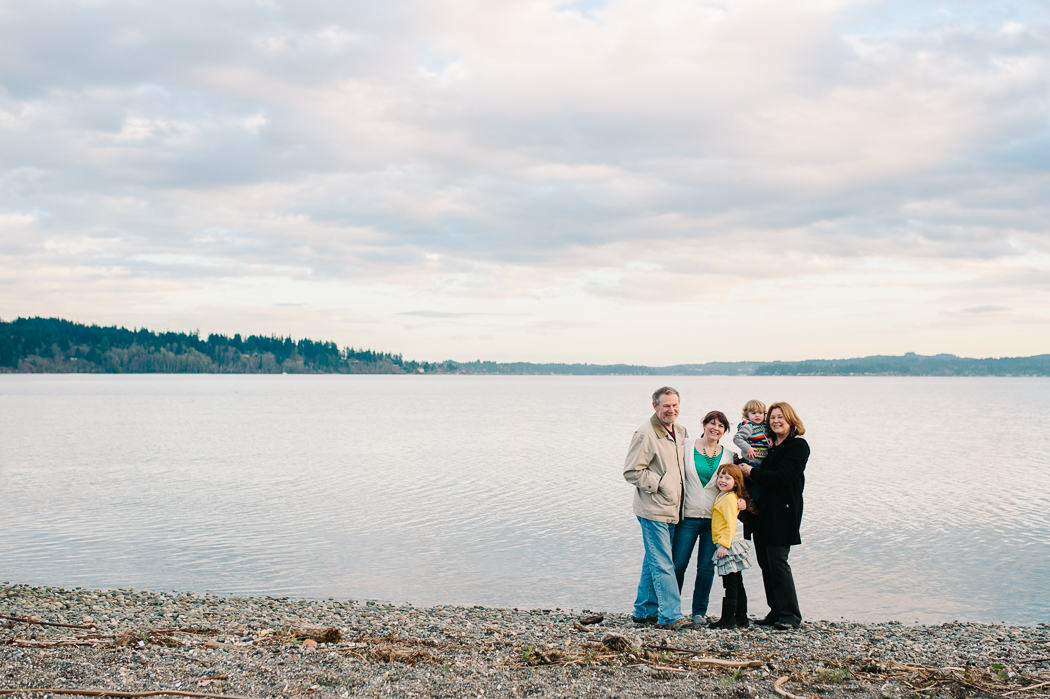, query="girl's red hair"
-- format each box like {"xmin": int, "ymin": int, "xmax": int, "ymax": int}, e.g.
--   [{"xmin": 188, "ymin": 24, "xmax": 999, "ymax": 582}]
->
[{"xmin": 716, "ymin": 463, "xmax": 756, "ymax": 513}]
